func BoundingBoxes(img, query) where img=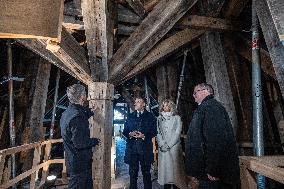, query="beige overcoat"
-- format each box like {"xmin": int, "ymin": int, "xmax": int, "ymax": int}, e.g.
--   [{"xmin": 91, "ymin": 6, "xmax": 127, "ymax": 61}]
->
[{"xmin": 157, "ymin": 113, "xmax": 187, "ymax": 189}]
